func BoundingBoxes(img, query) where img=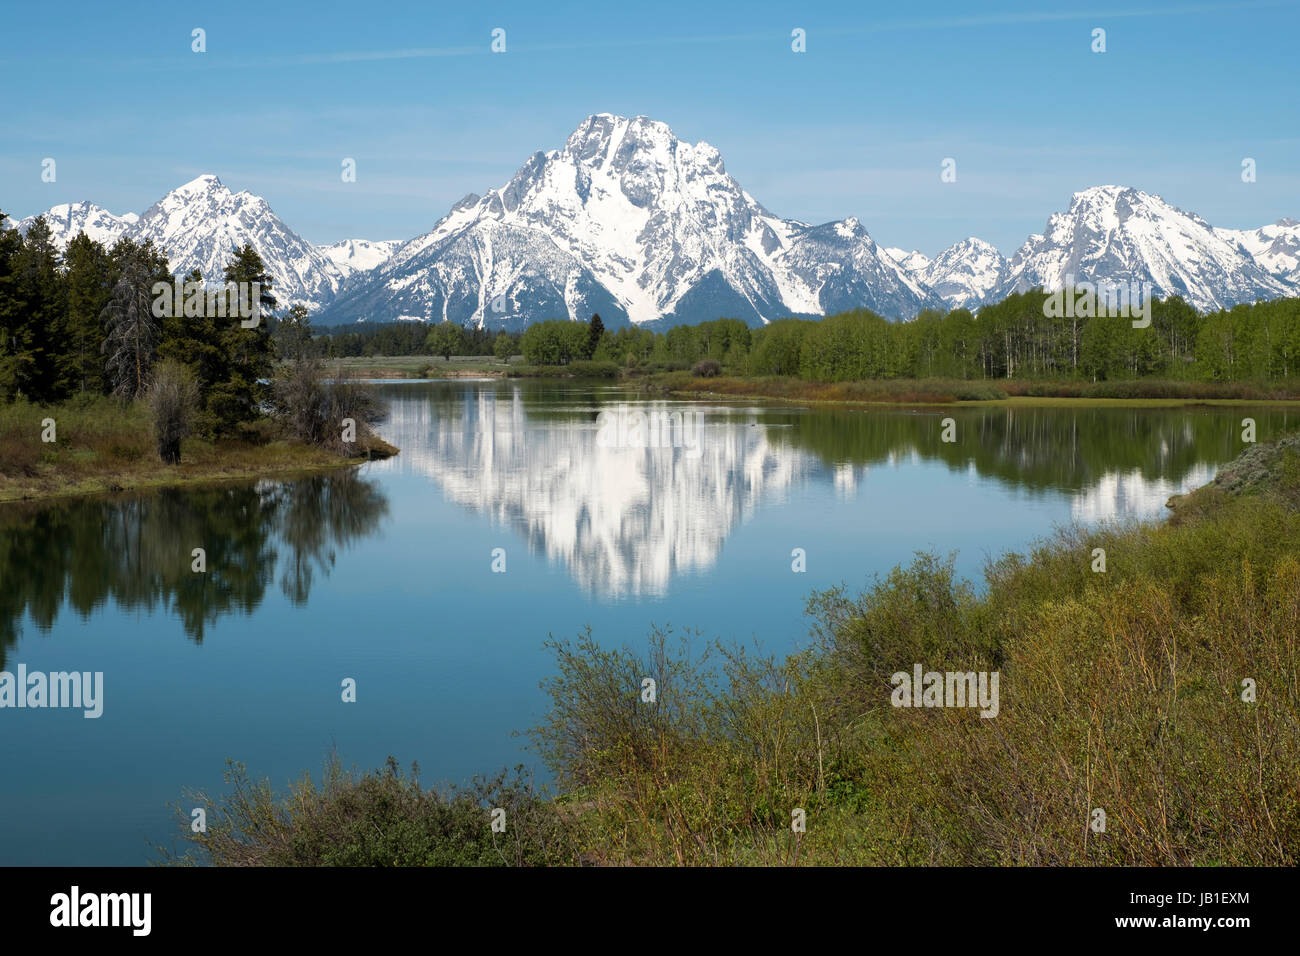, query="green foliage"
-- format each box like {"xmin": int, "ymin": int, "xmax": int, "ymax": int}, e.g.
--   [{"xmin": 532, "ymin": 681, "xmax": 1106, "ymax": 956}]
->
[
  {"xmin": 425, "ymin": 320, "xmax": 465, "ymax": 360},
  {"xmin": 521, "ymin": 434, "xmax": 1300, "ymax": 865},
  {"xmin": 274, "ymin": 303, "xmax": 313, "ymax": 362},
  {"xmin": 564, "ymin": 359, "xmax": 619, "ymax": 378},
  {"xmin": 165, "ymin": 755, "xmax": 575, "ymax": 866},
  {"xmin": 203, "ymin": 245, "xmax": 277, "ymax": 434},
  {"xmin": 492, "ymin": 330, "xmax": 515, "ymax": 361},
  {"xmin": 586, "ymin": 312, "xmax": 605, "ymax": 359},
  {"xmin": 519, "ymin": 319, "xmax": 590, "ymax": 365},
  {"xmin": 62, "ymin": 234, "xmax": 113, "ymax": 395},
  {"xmin": 747, "ymin": 317, "xmax": 807, "ymax": 375}
]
